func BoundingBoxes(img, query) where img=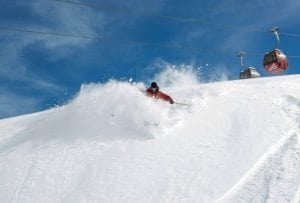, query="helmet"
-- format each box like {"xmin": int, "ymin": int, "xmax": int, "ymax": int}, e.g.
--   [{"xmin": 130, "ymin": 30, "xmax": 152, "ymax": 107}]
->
[
  {"xmin": 151, "ymin": 82, "xmax": 158, "ymax": 88},
  {"xmin": 150, "ymin": 82, "xmax": 159, "ymax": 92}
]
